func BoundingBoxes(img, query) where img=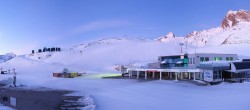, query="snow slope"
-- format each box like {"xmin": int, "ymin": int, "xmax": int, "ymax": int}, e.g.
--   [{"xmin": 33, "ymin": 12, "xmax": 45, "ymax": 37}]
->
[{"xmin": 25, "ymin": 38, "xmax": 187, "ymax": 73}]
